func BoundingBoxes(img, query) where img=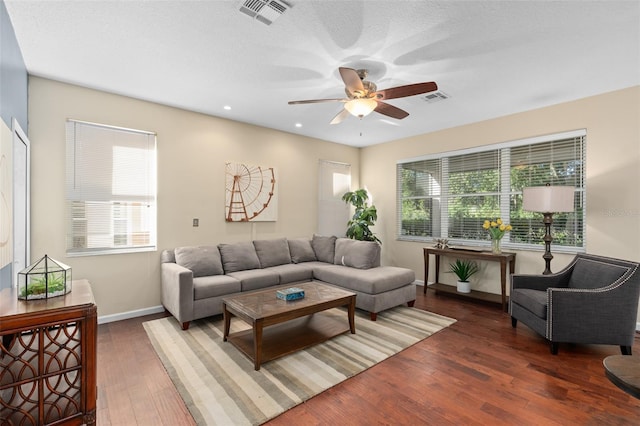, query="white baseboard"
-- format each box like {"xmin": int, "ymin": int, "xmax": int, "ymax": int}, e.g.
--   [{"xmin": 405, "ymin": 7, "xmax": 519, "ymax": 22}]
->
[{"xmin": 98, "ymin": 305, "xmax": 165, "ymax": 325}]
